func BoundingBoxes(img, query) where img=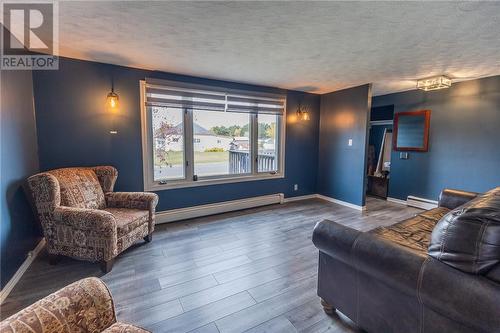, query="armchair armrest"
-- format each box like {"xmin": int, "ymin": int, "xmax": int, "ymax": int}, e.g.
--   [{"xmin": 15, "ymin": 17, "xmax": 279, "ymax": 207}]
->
[
  {"xmin": 438, "ymin": 188, "xmax": 478, "ymax": 210},
  {"xmin": 54, "ymin": 206, "xmax": 116, "ymax": 234},
  {"xmin": 0, "ymin": 278, "xmax": 116, "ymax": 332},
  {"xmin": 53, "ymin": 207, "xmax": 118, "ymax": 260},
  {"xmin": 105, "ymin": 192, "xmax": 159, "ymax": 211}
]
